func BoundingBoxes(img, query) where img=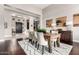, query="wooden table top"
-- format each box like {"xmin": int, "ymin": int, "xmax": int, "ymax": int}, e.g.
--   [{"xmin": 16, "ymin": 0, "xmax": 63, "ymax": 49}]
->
[
  {"xmin": 44, "ymin": 33, "xmax": 51, "ymax": 36},
  {"xmin": 44, "ymin": 33, "xmax": 61, "ymax": 40}
]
